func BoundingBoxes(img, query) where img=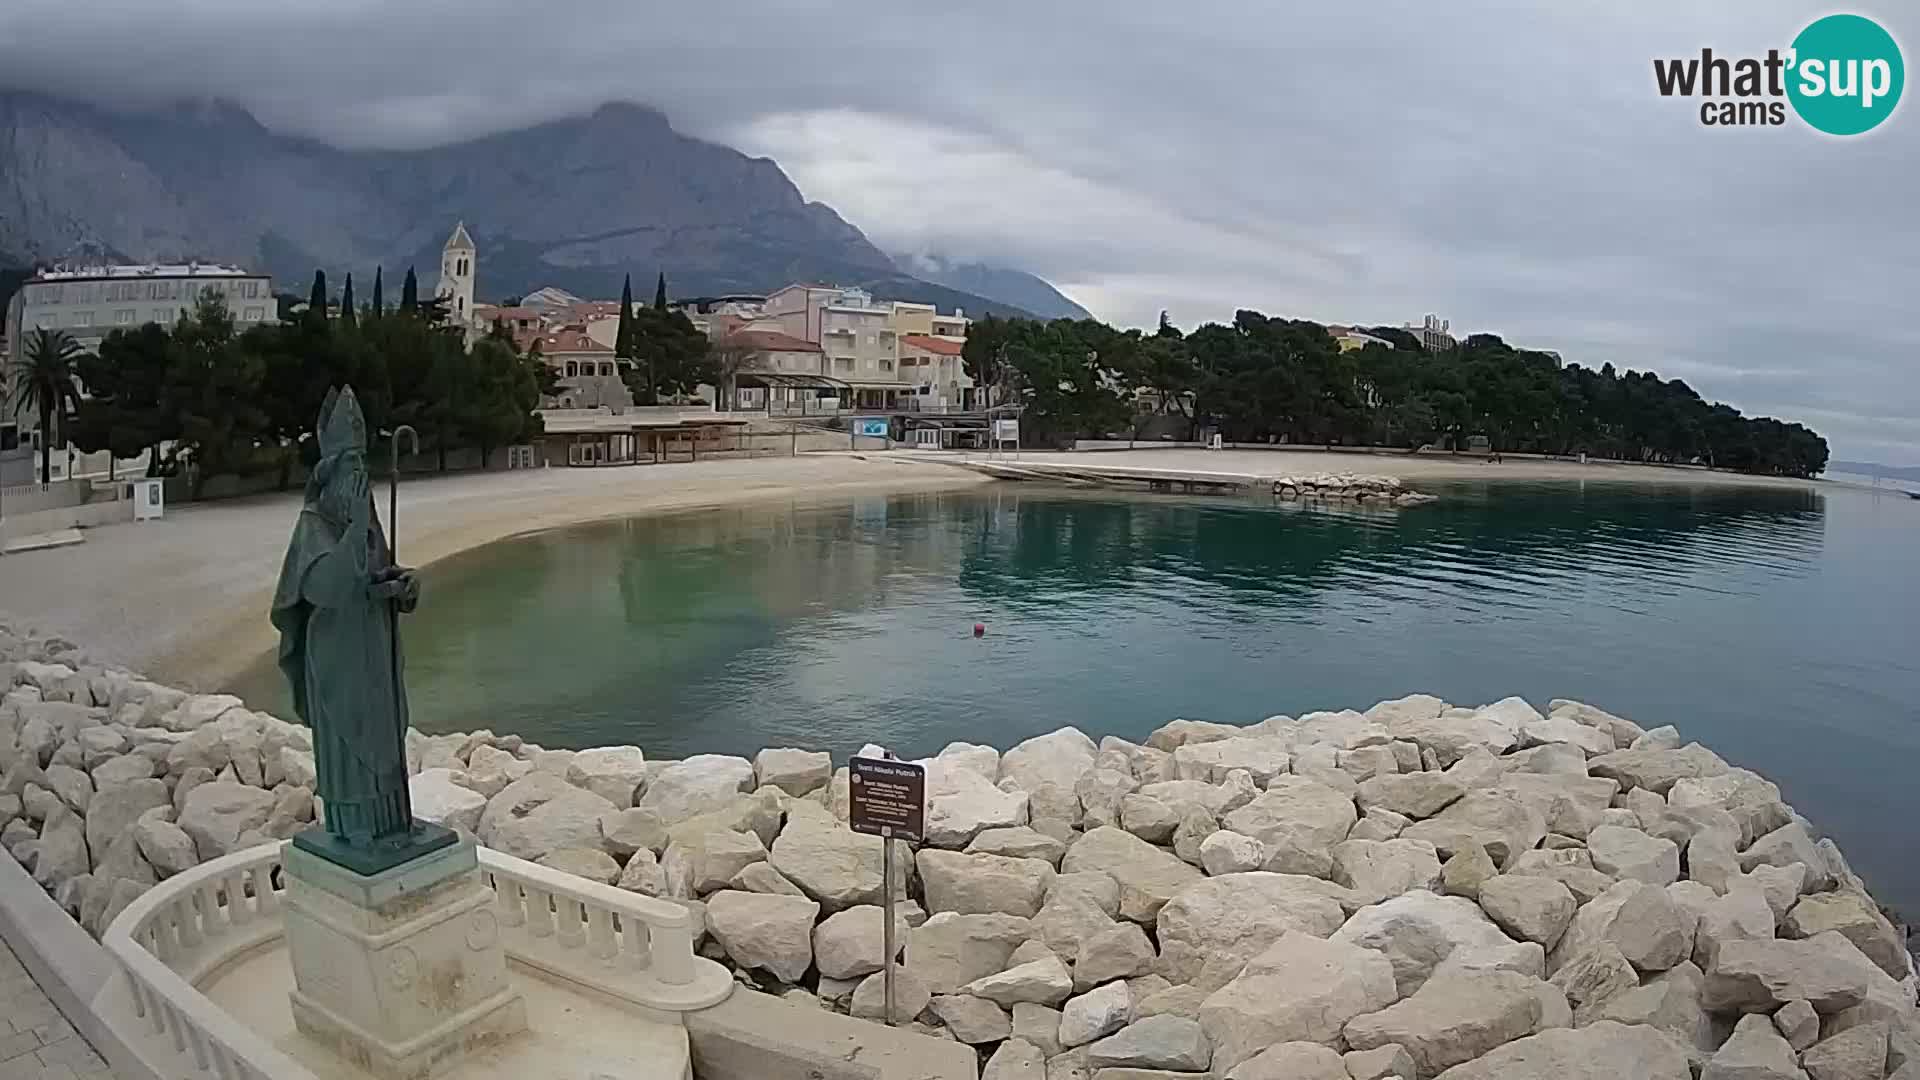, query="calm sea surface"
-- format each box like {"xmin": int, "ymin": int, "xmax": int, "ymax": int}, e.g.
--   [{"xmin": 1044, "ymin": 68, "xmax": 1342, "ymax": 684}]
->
[{"xmin": 233, "ymin": 482, "xmax": 1920, "ymax": 911}]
